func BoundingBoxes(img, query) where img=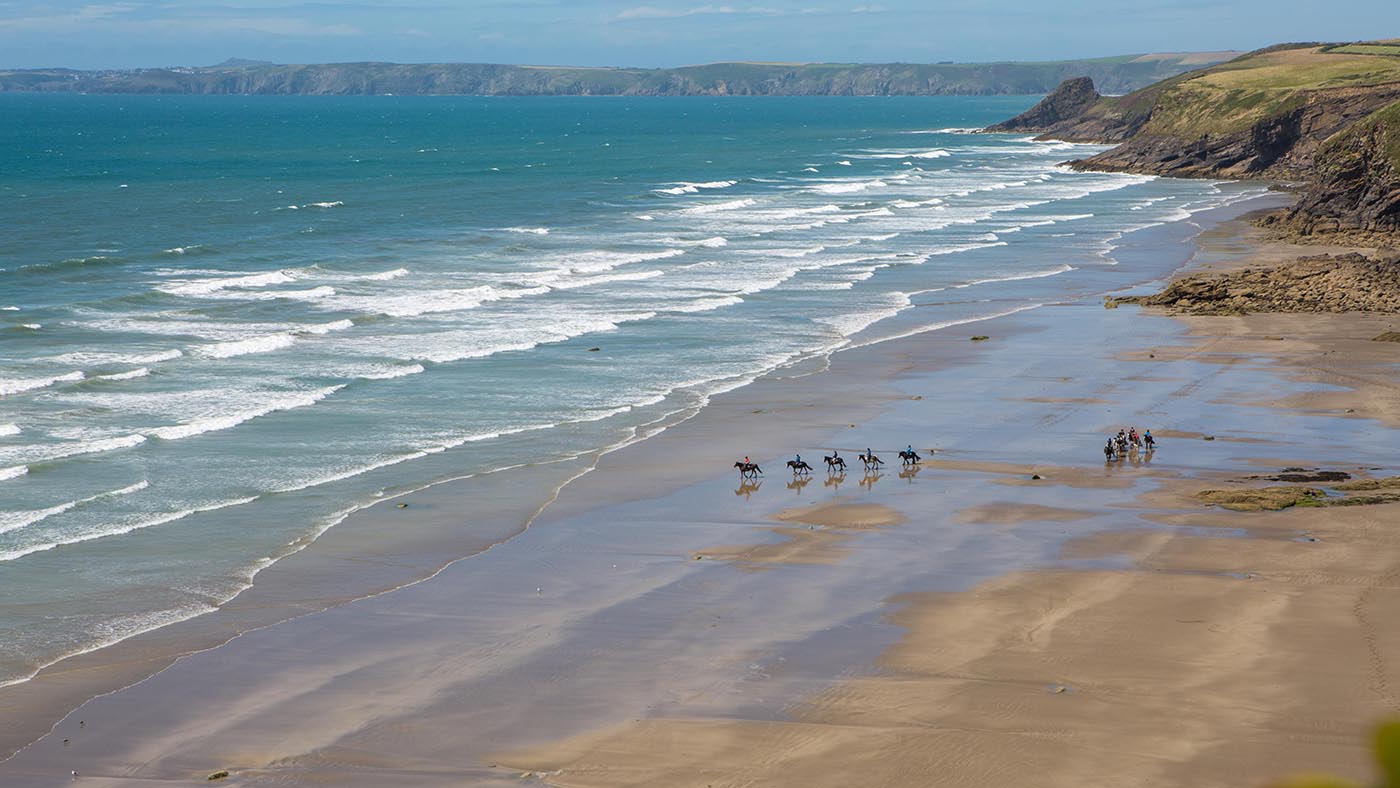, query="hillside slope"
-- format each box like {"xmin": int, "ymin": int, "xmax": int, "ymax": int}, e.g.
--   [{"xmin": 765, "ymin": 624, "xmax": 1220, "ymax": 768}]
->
[
  {"xmin": 987, "ymin": 42, "xmax": 1400, "ymax": 234},
  {"xmin": 0, "ymin": 53, "xmax": 1237, "ymax": 97}
]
